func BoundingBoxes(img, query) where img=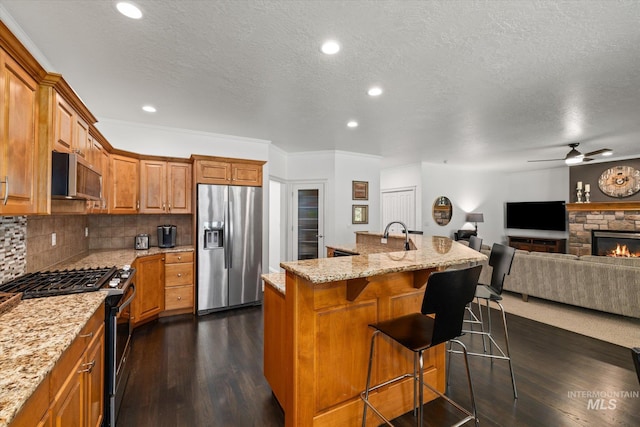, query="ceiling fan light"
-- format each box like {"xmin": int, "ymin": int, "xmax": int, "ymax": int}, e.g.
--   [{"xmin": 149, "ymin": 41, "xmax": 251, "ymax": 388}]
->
[
  {"xmin": 565, "ymin": 156, "xmax": 583, "ymax": 165},
  {"xmin": 602, "ymin": 149, "xmax": 613, "ymax": 156}
]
